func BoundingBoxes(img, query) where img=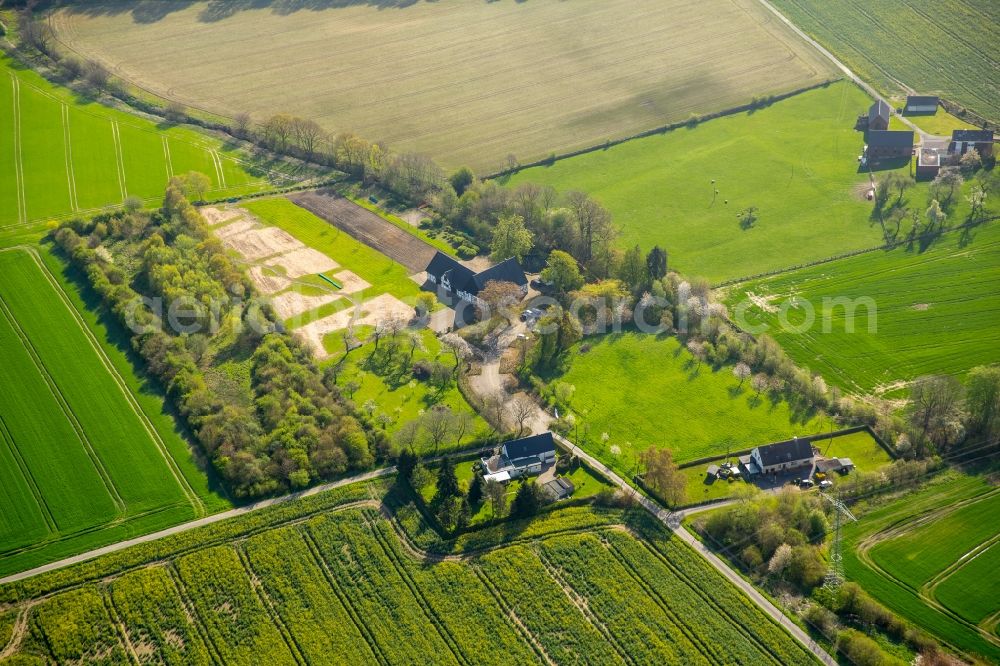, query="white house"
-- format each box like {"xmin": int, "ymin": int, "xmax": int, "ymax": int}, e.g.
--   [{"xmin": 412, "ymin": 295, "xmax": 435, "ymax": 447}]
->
[
  {"xmin": 481, "ymin": 432, "xmax": 556, "ymax": 483},
  {"xmin": 425, "ymin": 251, "xmax": 528, "ymax": 307},
  {"xmin": 742, "ymin": 437, "xmax": 815, "ymax": 476}
]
